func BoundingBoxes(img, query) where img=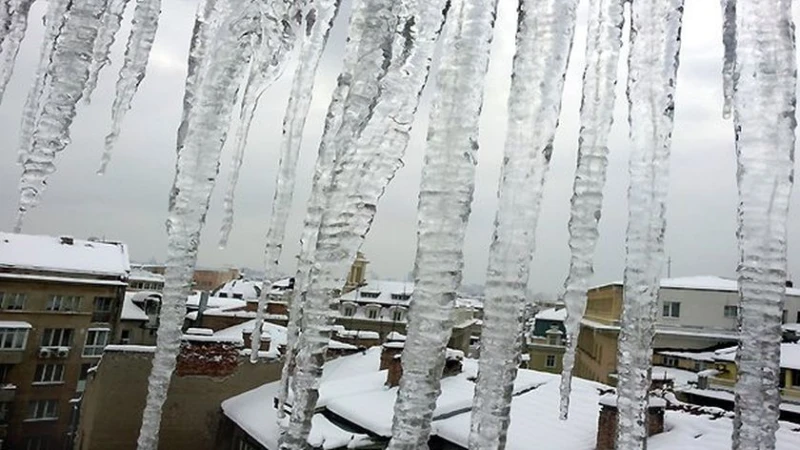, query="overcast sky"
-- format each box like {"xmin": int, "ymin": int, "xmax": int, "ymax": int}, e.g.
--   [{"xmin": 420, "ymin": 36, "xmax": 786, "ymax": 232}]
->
[{"xmin": 2, "ymin": 0, "xmax": 800, "ymax": 295}]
